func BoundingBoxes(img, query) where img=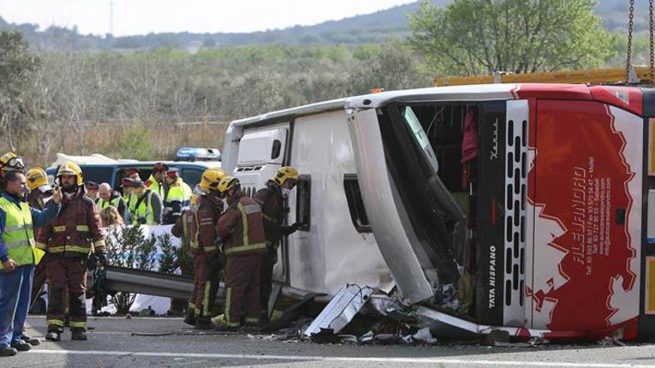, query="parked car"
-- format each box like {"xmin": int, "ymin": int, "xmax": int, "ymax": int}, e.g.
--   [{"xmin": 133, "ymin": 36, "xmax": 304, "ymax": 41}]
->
[{"xmin": 46, "ymin": 156, "xmax": 221, "ymax": 193}]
